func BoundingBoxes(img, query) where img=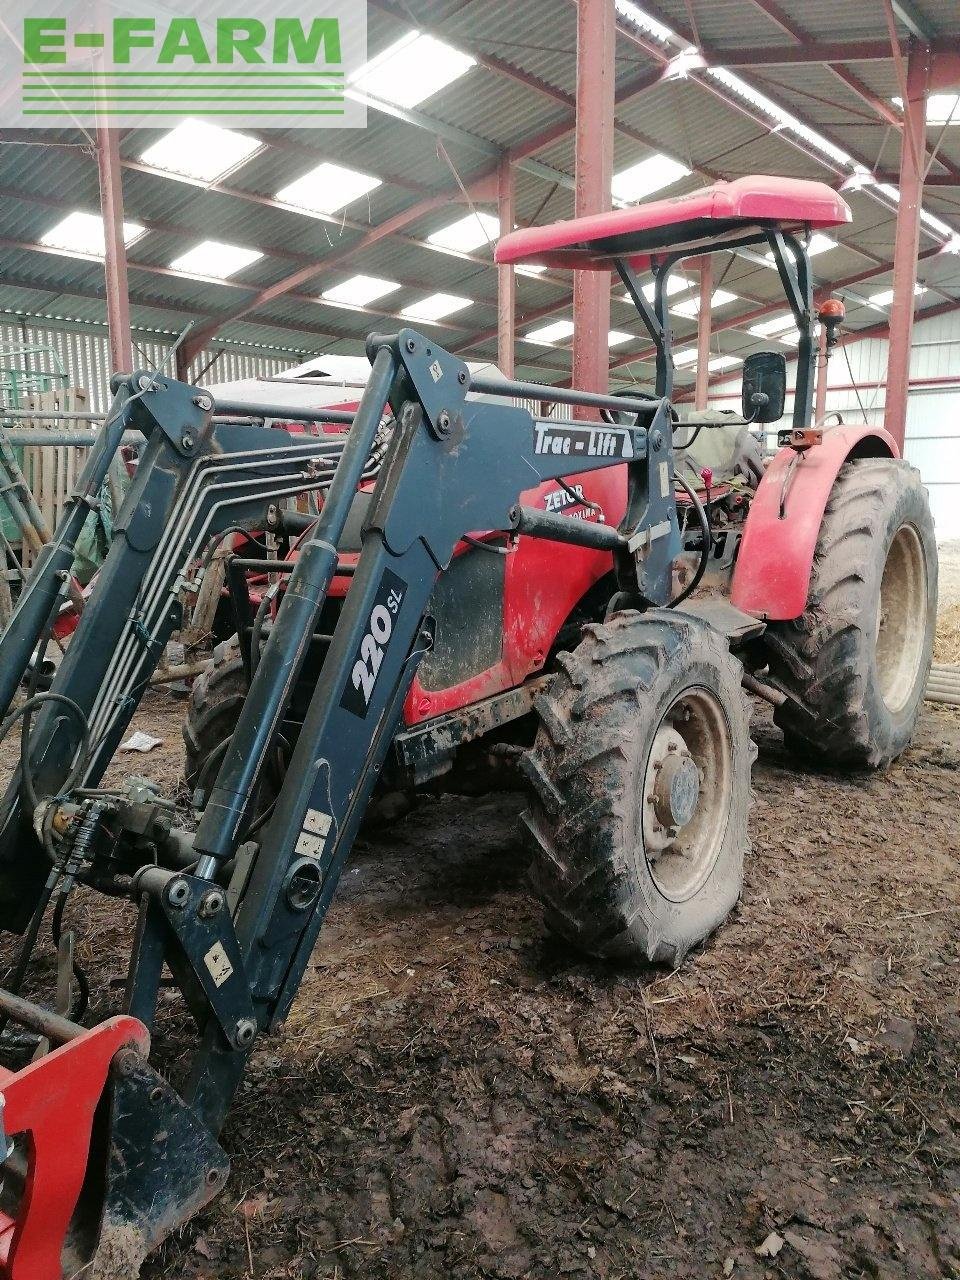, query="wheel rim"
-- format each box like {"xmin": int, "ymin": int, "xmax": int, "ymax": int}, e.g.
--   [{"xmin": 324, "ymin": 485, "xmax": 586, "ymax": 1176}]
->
[
  {"xmin": 876, "ymin": 523, "xmax": 927, "ymax": 714},
  {"xmin": 640, "ymin": 687, "xmax": 732, "ymax": 902}
]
